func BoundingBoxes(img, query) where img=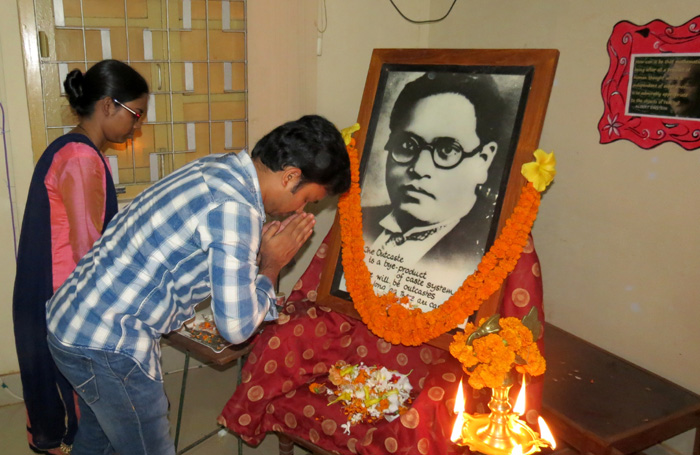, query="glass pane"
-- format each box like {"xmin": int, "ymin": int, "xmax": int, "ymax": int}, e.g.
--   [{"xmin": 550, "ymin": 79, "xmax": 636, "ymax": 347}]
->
[
  {"xmin": 171, "ymin": 30, "xmax": 208, "ymax": 61},
  {"xmin": 209, "ymin": 31, "xmax": 244, "ymax": 61},
  {"xmin": 47, "ymin": 128, "xmax": 66, "ymax": 144},
  {"xmin": 132, "ymin": 129, "xmax": 154, "ymax": 169},
  {"xmin": 135, "ymin": 29, "xmax": 170, "ymax": 61},
  {"xmin": 211, "ymin": 120, "xmax": 246, "ymax": 153},
  {"xmin": 210, "ymin": 62, "xmax": 245, "ymax": 93},
  {"xmin": 129, "ymin": 62, "xmax": 169, "ymax": 94},
  {"xmin": 151, "ymin": 94, "xmax": 173, "ymax": 122},
  {"xmin": 171, "ymin": 94, "xmax": 209, "ymax": 122},
  {"xmin": 54, "ymin": 29, "xmax": 85, "ymax": 61},
  {"xmin": 84, "ymin": 28, "xmax": 107, "ymax": 61},
  {"xmin": 41, "ymin": 63, "xmax": 80, "ymax": 128},
  {"xmin": 169, "ymin": 62, "xmax": 208, "ymax": 94},
  {"xmin": 210, "ymin": 93, "xmax": 246, "ymax": 121},
  {"xmin": 201, "ymin": 0, "xmax": 245, "ymax": 31},
  {"xmin": 108, "ymin": 27, "xmax": 128, "ymax": 61},
  {"xmin": 151, "ymin": 123, "xmax": 174, "ymax": 155},
  {"xmin": 104, "ymin": 141, "xmax": 130, "ymax": 182},
  {"xmin": 173, "ymin": 151, "xmax": 198, "ymax": 172}
]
